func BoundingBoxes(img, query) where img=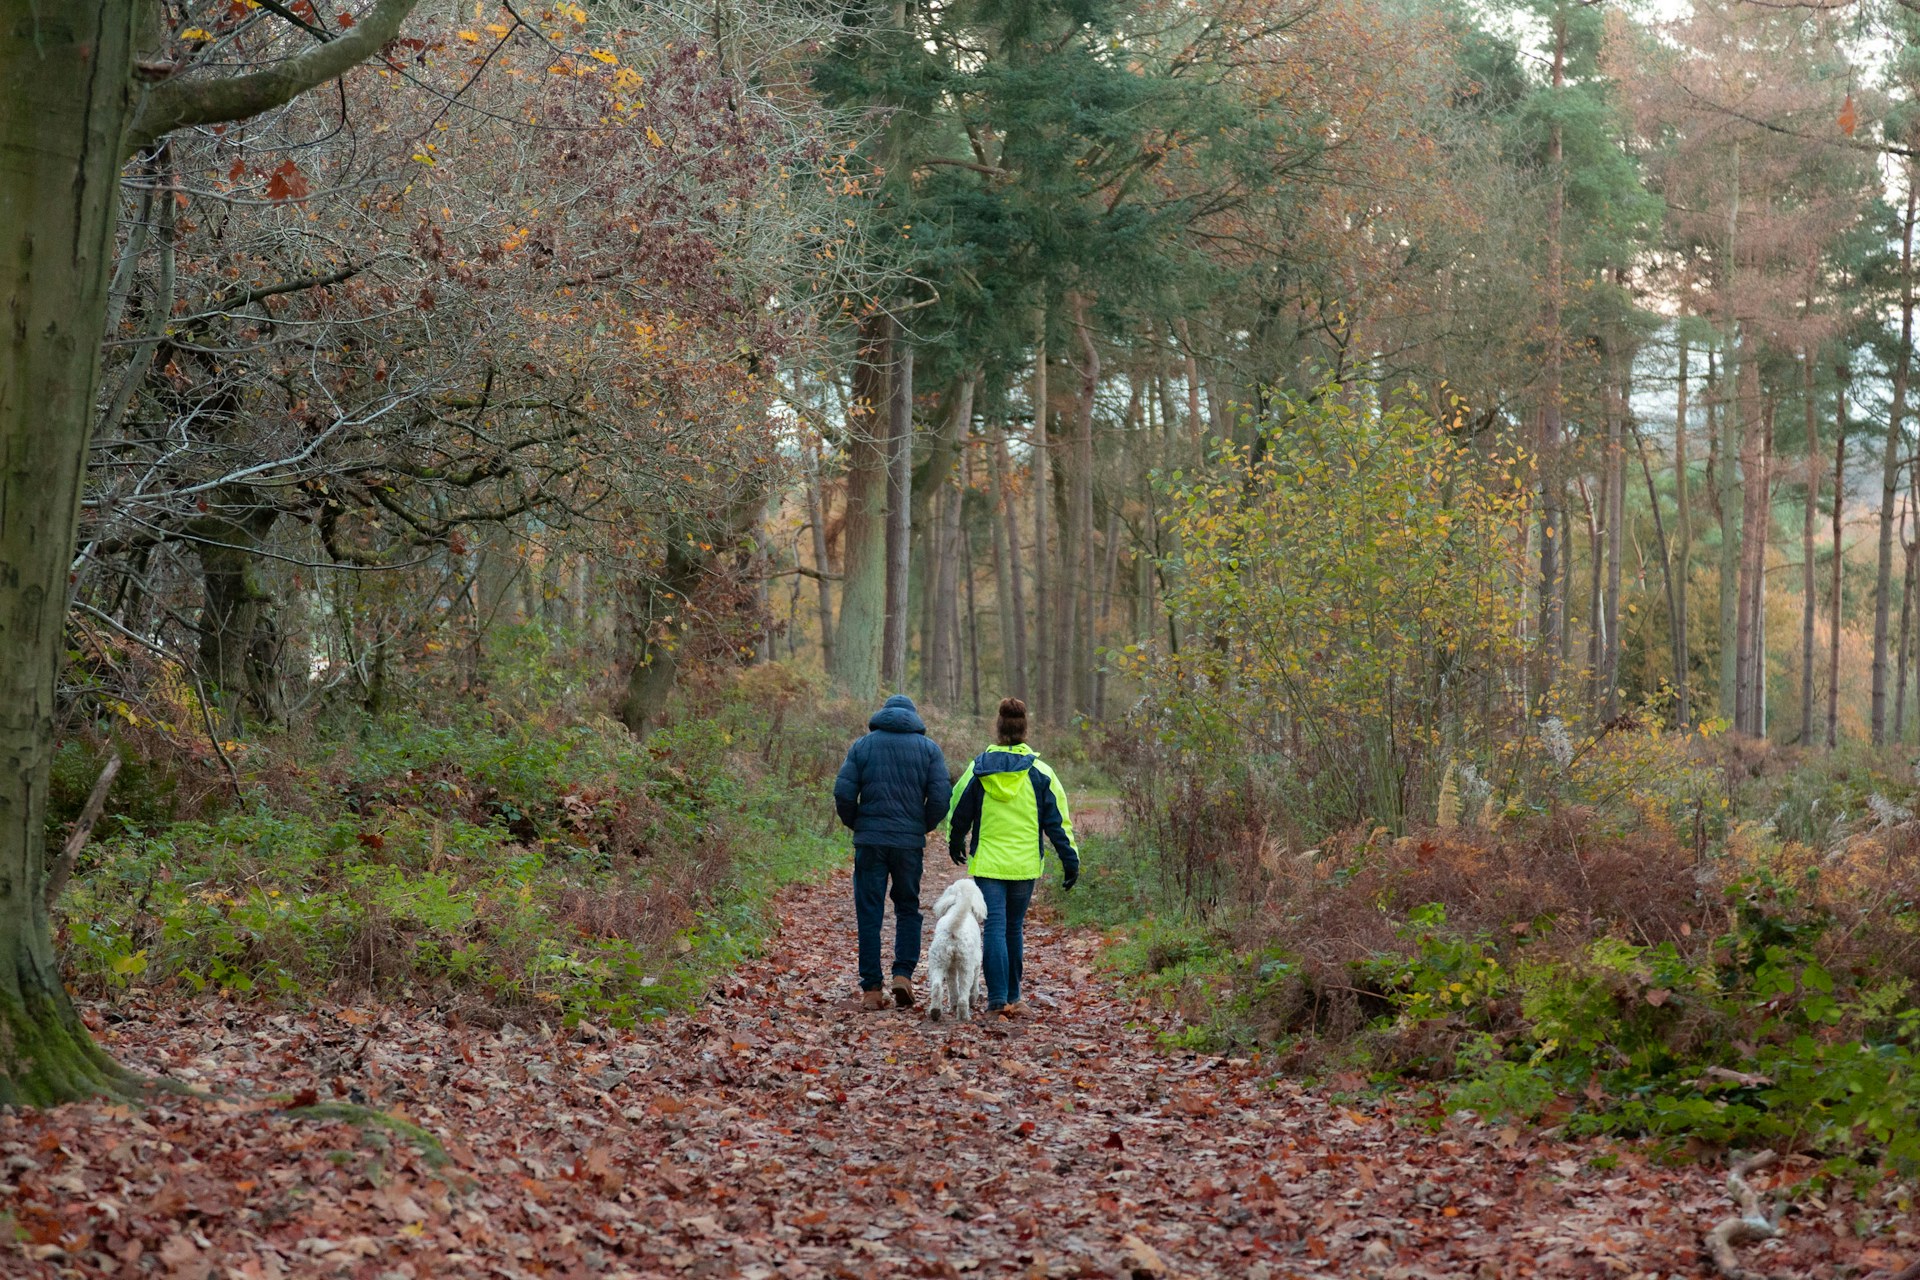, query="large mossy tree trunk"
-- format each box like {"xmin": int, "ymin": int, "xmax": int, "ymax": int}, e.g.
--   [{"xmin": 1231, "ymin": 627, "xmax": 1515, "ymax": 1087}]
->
[
  {"xmin": 0, "ymin": 0, "xmax": 151, "ymax": 1106},
  {"xmin": 1, "ymin": 0, "xmax": 421, "ymax": 1105}
]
